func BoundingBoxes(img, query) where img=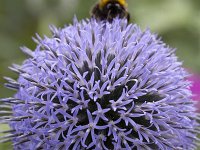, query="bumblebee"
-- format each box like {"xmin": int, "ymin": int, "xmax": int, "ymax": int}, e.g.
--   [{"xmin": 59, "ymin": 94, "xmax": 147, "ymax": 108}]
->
[{"xmin": 91, "ymin": 0, "xmax": 130, "ymax": 22}]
